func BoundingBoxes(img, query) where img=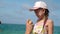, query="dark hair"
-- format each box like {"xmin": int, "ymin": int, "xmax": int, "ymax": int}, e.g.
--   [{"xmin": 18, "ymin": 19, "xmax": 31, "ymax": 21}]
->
[{"xmin": 44, "ymin": 9, "xmax": 49, "ymax": 17}]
